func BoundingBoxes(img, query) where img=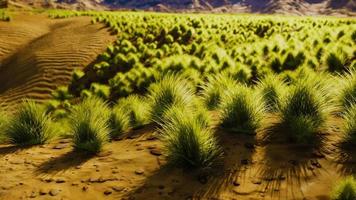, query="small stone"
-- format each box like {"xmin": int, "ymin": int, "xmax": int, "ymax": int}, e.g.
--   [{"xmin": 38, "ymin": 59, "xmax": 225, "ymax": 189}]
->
[
  {"xmin": 71, "ymin": 182, "xmax": 79, "ymax": 186},
  {"xmin": 39, "ymin": 189, "xmax": 47, "ymax": 195},
  {"xmin": 29, "ymin": 191, "xmax": 37, "ymax": 198},
  {"xmin": 82, "ymin": 186, "xmax": 89, "ymax": 191},
  {"xmin": 49, "ymin": 189, "xmax": 60, "ymax": 196},
  {"xmin": 9, "ymin": 159, "xmax": 23, "ymax": 165},
  {"xmin": 104, "ymin": 190, "xmax": 112, "ymax": 195},
  {"xmin": 56, "ymin": 178, "xmax": 66, "ymax": 183},
  {"xmin": 53, "ymin": 144, "xmax": 68, "ymax": 150},
  {"xmin": 158, "ymin": 185, "xmax": 165, "ymax": 190},
  {"xmin": 232, "ymin": 180, "xmax": 240, "ymax": 186},
  {"xmin": 45, "ymin": 178, "xmax": 54, "ymax": 183},
  {"xmin": 112, "ymin": 170, "xmax": 119, "ymax": 174},
  {"xmin": 147, "ymin": 145, "xmax": 157, "ymax": 149},
  {"xmin": 135, "ymin": 169, "xmax": 144, "ymax": 175},
  {"xmin": 136, "ymin": 148, "xmax": 144, "ymax": 151},
  {"xmin": 252, "ymin": 179, "xmax": 262, "ymax": 185},
  {"xmin": 146, "ymin": 135, "xmax": 158, "ymax": 141},
  {"xmin": 150, "ymin": 149, "xmax": 162, "ymax": 156},
  {"xmin": 75, "ymin": 166, "xmax": 81, "ymax": 169},
  {"xmin": 311, "ymin": 160, "xmax": 322, "ymax": 168},
  {"xmin": 112, "ymin": 186, "xmax": 124, "ymax": 192}
]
